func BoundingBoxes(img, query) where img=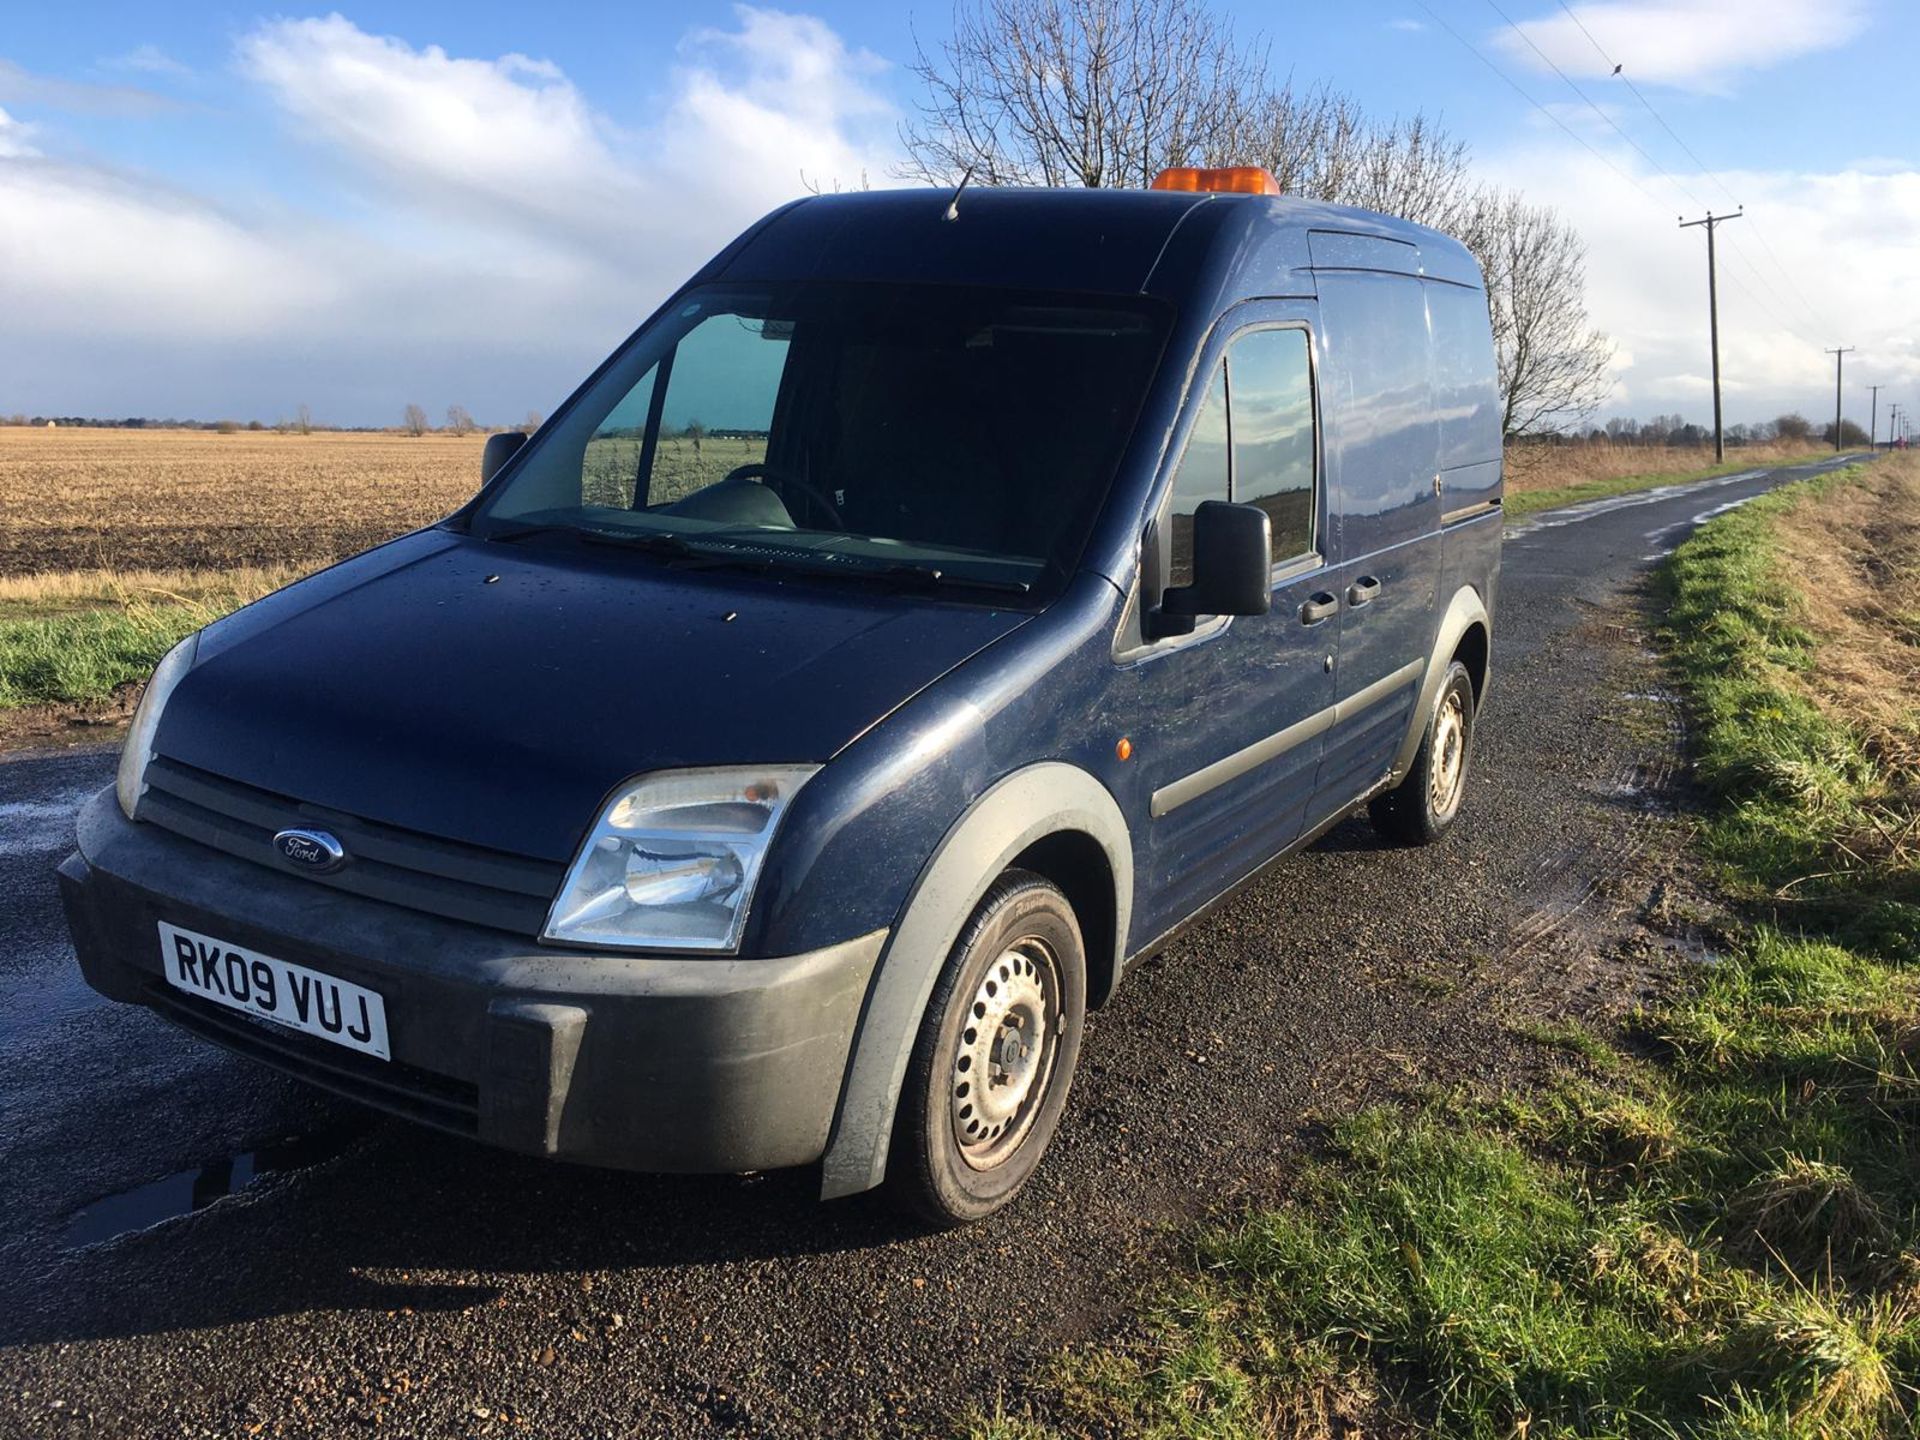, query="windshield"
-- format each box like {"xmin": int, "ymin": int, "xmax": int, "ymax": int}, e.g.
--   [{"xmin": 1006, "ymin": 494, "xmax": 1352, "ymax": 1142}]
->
[{"xmin": 474, "ymin": 282, "xmax": 1170, "ymax": 598}]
